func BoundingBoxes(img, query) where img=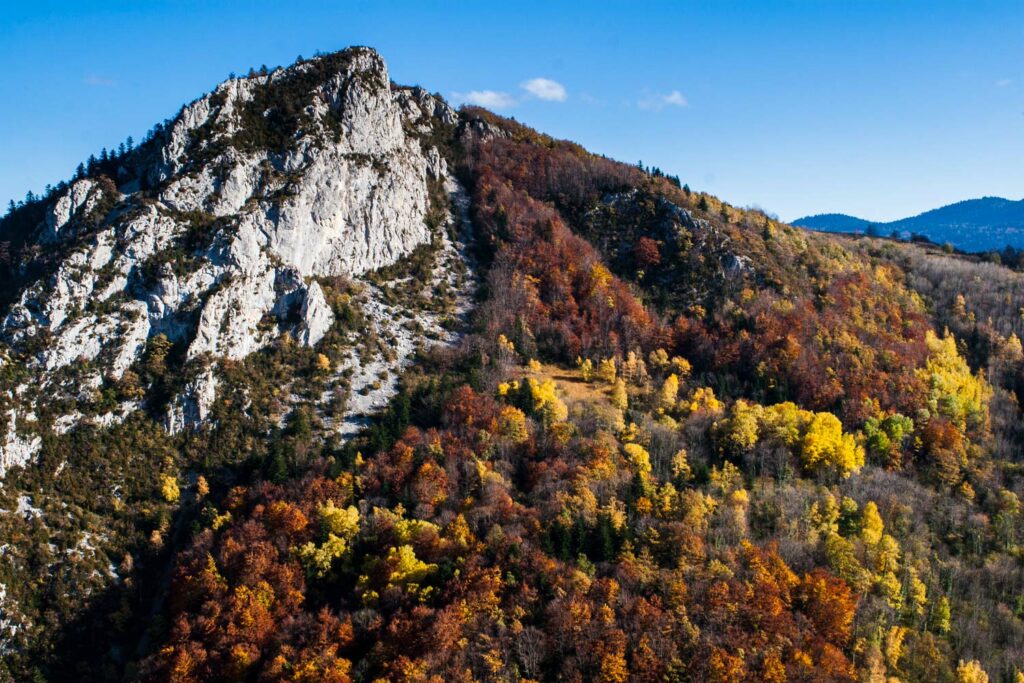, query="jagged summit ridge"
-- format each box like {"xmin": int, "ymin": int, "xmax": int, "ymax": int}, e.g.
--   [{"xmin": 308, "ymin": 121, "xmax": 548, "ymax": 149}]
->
[{"xmin": 0, "ymin": 47, "xmax": 464, "ymax": 470}]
